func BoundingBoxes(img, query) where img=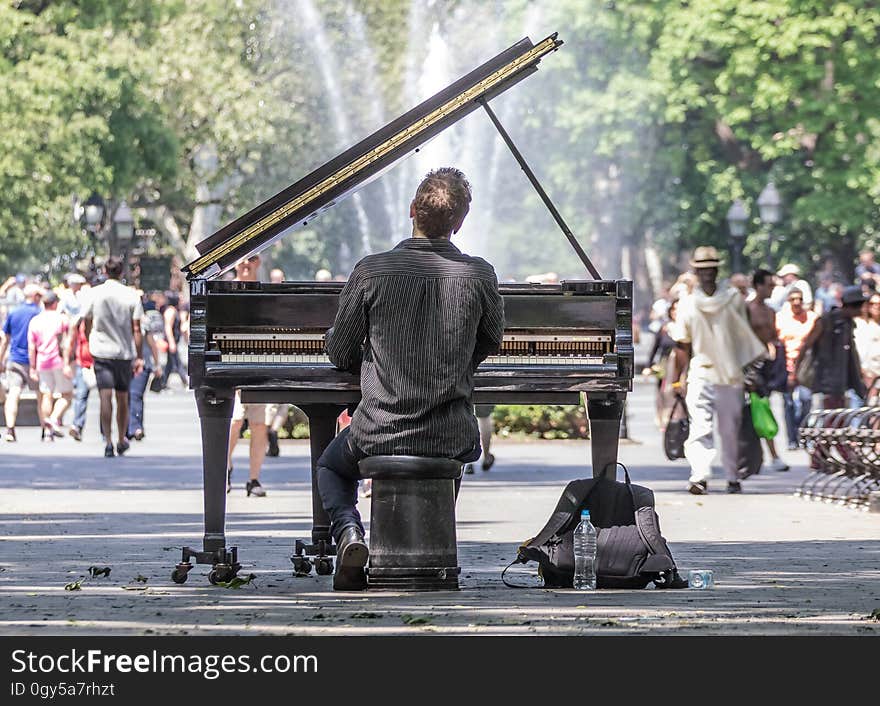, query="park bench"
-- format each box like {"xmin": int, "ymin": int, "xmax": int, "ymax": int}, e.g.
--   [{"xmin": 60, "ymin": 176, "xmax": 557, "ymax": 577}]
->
[{"xmin": 797, "ymin": 407, "xmax": 880, "ymax": 510}]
